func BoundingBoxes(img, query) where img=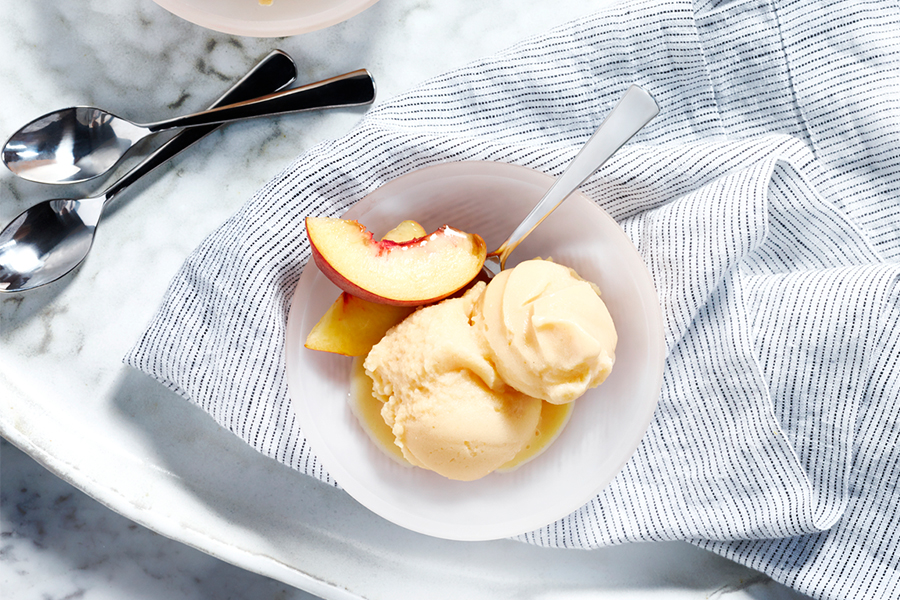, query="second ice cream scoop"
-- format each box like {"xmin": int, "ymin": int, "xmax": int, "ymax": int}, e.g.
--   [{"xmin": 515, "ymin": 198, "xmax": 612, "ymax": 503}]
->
[{"xmin": 477, "ymin": 259, "xmax": 617, "ymax": 405}]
